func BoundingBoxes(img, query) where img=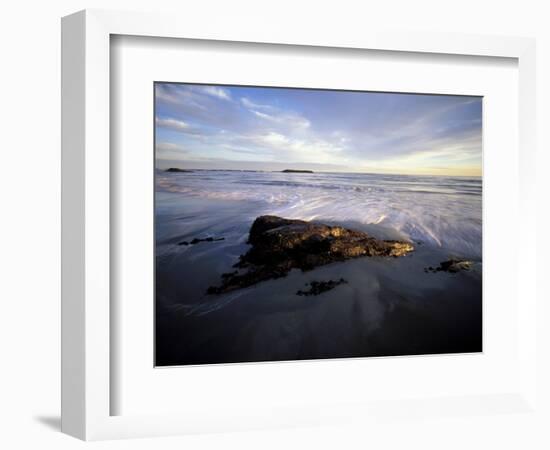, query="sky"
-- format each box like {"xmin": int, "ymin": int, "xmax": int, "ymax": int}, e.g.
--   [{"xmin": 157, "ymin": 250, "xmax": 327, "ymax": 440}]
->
[{"xmin": 155, "ymin": 83, "xmax": 482, "ymax": 176}]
